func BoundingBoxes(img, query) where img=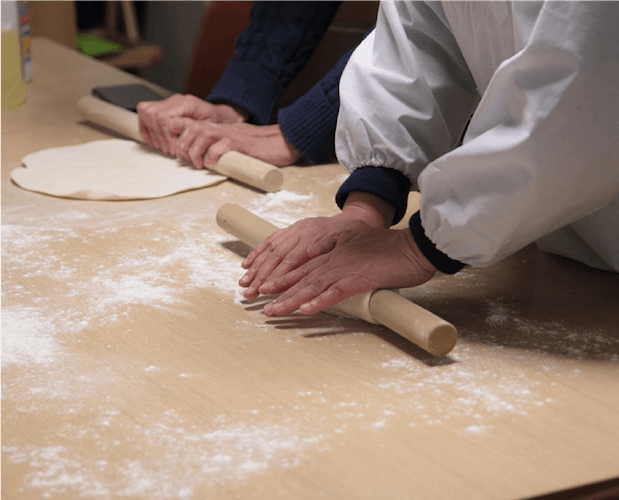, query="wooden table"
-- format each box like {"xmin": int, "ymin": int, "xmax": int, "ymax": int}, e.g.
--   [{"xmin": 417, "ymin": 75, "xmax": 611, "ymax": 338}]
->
[{"xmin": 2, "ymin": 38, "xmax": 619, "ymax": 500}]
